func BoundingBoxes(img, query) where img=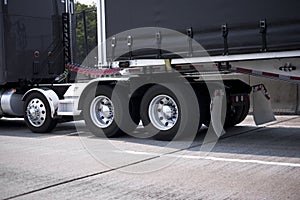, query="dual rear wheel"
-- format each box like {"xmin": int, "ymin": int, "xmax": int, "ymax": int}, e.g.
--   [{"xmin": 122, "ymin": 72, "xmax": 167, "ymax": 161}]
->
[
  {"xmin": 83, "ymin": 85, "xmax": 140, "ymax": 138},
  {"xmin": 84, "ymin": 84, "xmax": 200, "ymax": 140},
  {"xmin": 83, "ymin": 84, "xmax": 250, "ymax": 140},
  {"xmin": 140, "ymin": 84, "xmax": 200, "ymax": 140}
]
